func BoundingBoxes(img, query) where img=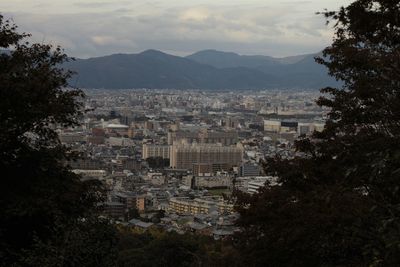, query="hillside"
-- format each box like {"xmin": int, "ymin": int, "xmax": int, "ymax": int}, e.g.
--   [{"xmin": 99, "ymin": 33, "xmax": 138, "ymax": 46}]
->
[{"xmin": 65, "ymin": 49, "xmax": 338, "ymax": 90}]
